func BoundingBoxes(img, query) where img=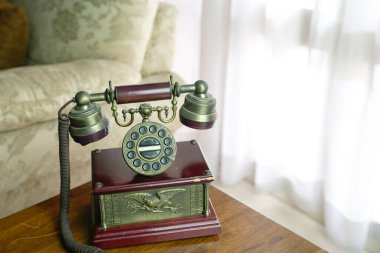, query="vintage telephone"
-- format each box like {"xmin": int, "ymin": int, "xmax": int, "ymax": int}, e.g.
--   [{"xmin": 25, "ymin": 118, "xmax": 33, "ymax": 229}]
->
[{"xmin": 57, "ymin": 76, "xmax": 220, "ymax": 252}]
